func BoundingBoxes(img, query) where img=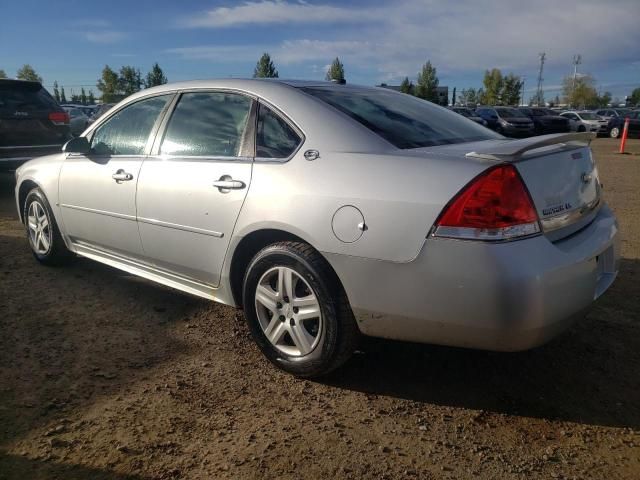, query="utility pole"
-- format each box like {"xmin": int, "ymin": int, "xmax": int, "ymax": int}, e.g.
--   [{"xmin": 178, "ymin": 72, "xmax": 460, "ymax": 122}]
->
[
  {"xmin": 535, "ymin": 52, "xmax": 545, "ymax": 106},
  {"xmin": 571, "ymin": 54, "xmax": 582, "ymax": 107}
]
